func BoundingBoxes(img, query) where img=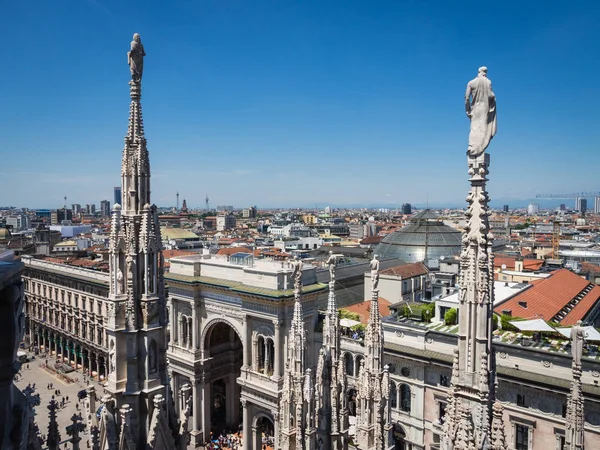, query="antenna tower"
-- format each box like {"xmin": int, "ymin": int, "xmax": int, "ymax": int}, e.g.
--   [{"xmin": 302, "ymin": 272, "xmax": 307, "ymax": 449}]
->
[
  {"xmin": 176, "ymin": 191, "xmax": 179, "ymax": 211},
  {"xmin": 205, "ymin": 195, "xmax": 209, "ymax": 211},
  {"xmin": 64, "ymin": 196, "xmax": 67, "ymax": 209}
]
